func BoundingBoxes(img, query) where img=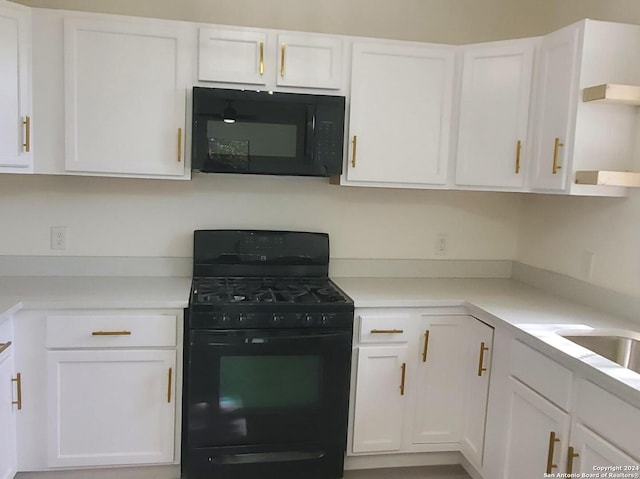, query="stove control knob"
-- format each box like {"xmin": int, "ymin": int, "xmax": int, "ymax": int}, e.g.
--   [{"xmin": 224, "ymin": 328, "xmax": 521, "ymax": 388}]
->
[
  {"xmin": 237, "ymin": 314, "xmax": 246, "ymax": 324},
  {"xmin": 271, "ymin": 314, "xmax": 281, "ymax": 325},
  {"xmin": 304, "ymin": 314, "xmax": 314, "ymax": 326},
  {"xmin": 220, "ymin": 314, "xmax": 230, "ymax": 325},
  {"xmin": 320, "ymin": 314, "xmax": 328, "ymax": 326}
]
